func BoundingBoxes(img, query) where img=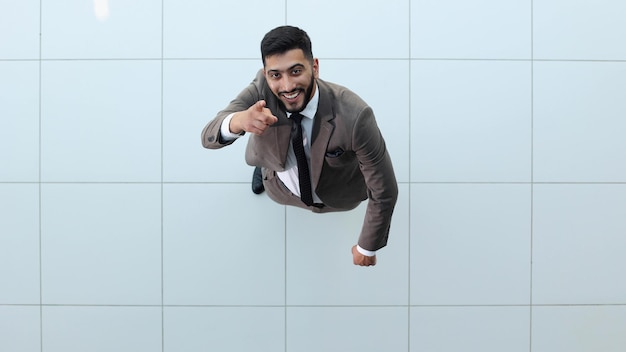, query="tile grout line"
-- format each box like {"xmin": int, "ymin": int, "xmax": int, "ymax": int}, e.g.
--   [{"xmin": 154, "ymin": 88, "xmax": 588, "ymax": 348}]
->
[
  {"xmin": 3, "ymin": 57, "xmax": 625, "ymax": 63},
  {"xmin": 38, "ymin": 1, "xmax": 43, "ymax": 352},
  {"xmin": 529, "ymin": 1, "xmax": 535, "ymax": 351},
  {"xmin": 160, "ymin": 1, "xmax": 166, "ymax": 351},
  {"xmin": 284, "ymin": 204, "xmax": 288, "ymax": 352},
  {"xmin": 2, "ymin": 181, "xmax": 625, "ymax": 185},
  {"xmin": 3, "ymin": 303, "xmax": 624, "ymax": 308},
  {"xmin": 407, "ymin": 0, "xmax": 412, "ymax": 351},
  {"xmin": 283, "ymin": 6, "xmax": 288, "ymax": 352}
]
